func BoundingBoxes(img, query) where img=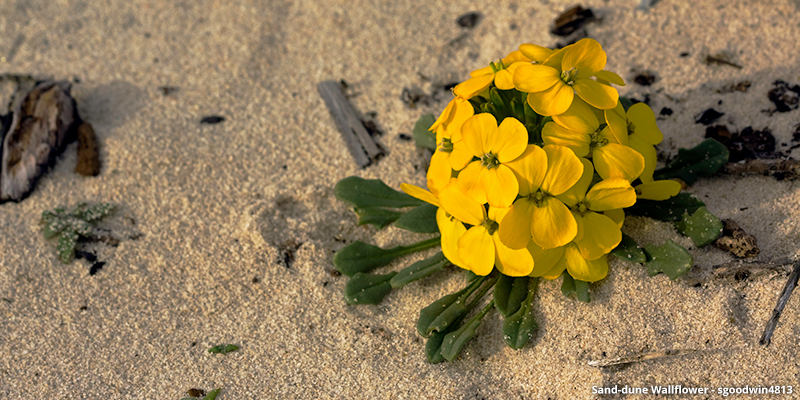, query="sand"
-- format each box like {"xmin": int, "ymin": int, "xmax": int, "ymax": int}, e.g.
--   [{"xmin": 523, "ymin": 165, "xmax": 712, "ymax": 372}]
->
[{"xmin": 2, "ymin": 0, "xmax": 800, "ymax": 398}]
